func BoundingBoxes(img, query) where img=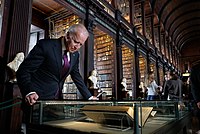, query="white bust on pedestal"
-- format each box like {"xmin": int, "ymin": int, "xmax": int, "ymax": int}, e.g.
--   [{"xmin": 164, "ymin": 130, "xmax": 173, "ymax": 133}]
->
[
  {"xmin": 121, "ymin": 77, "xmax": 127, "ymax": 91},
  {"xmin": 7, "ymin": 52, "xmax": 25, "ymax": 82},
  {"xmin": 88, "ymin": 69, "xmax": 98, "ymax": 89}
]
